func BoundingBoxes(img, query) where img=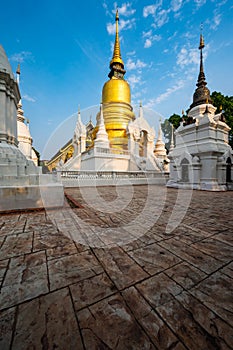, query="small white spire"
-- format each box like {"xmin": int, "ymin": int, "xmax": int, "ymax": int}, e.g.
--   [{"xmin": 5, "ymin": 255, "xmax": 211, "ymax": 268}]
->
[
  {"xmin": 94, "ymin": 104, "xmax": 110, "ymax": 149},
  {"xmin": 169, "ymin": 124, "xmax": 174, "ymax": 152},
  {"xmin": 154, "ymin": 118, "xmax": 167, "ymax": 157}
]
